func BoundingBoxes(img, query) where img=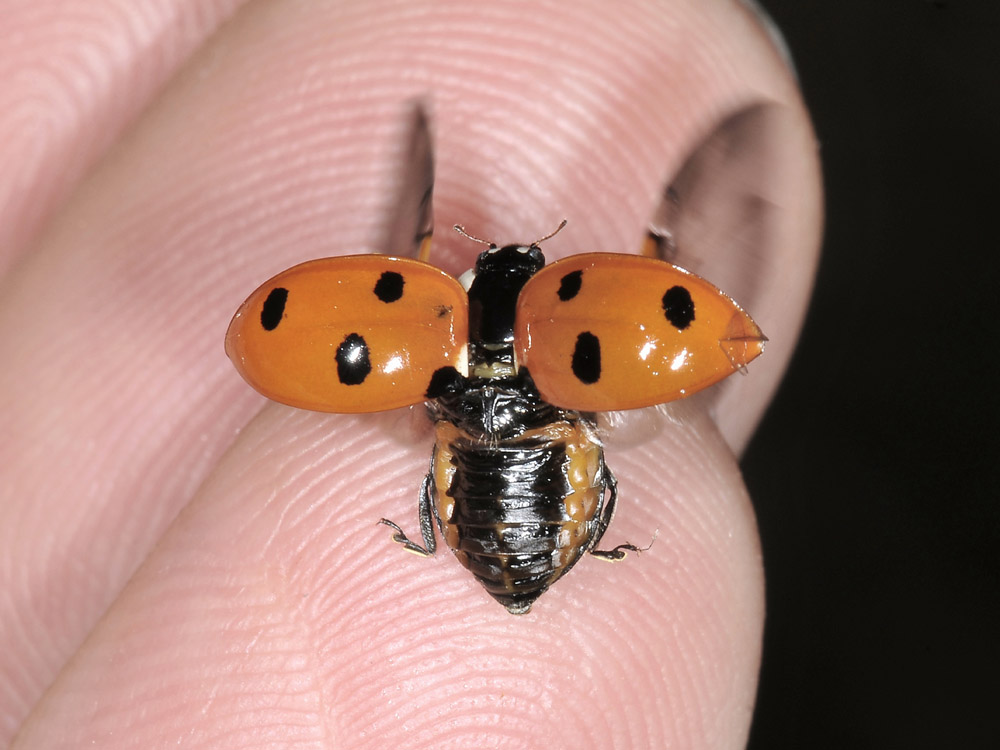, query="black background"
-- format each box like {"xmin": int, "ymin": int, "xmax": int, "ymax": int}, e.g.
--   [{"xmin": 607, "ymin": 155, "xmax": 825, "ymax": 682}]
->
[{"xmin": 743, "ymin": 2, "xmax": 998, "ymax": 748}]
